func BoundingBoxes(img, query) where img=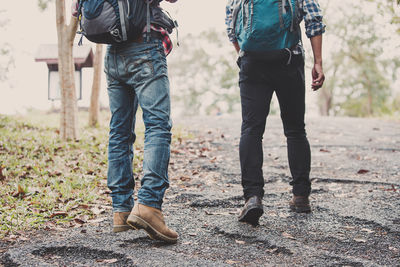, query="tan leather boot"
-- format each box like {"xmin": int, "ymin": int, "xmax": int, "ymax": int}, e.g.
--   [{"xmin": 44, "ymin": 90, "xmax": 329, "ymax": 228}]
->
[
  {"xmin": 113, "ymin": 212, "xmax": 134, "ymax": 233},
  {"xmin": 289, "ymin": 195, "xmax": 311, "ymax": 213},
  {"xmin": 127, "ymin": 204, "xmax": 178, "ymax": 243}
]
